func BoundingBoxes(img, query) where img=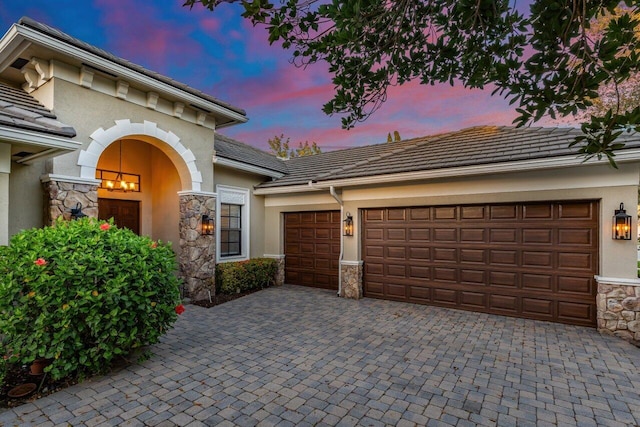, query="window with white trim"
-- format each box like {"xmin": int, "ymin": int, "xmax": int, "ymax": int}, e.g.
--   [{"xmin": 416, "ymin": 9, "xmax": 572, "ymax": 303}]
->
[
  {"xmin": 216, "ymin": 185, "xmax": 250, "ymax": 262},
  {"xmin": 220, "ymin": 203, "xmax": 242, "ymax": 256}
]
